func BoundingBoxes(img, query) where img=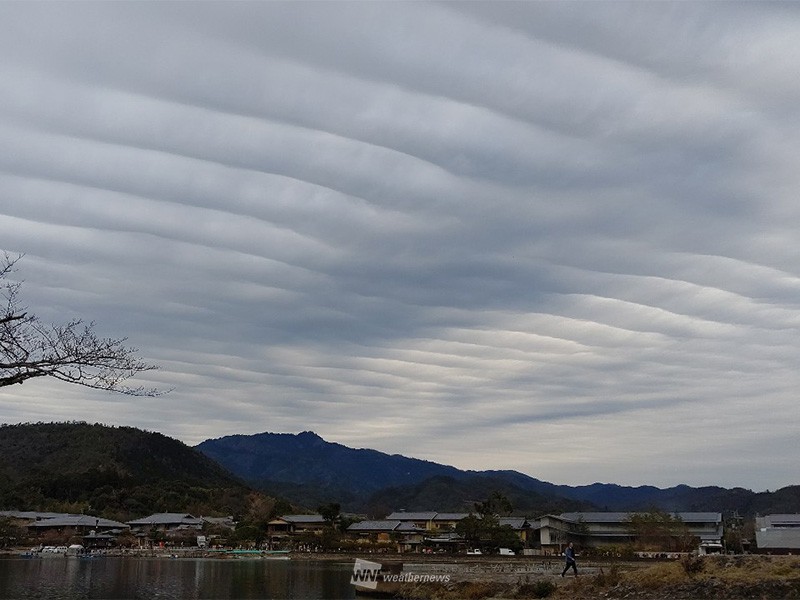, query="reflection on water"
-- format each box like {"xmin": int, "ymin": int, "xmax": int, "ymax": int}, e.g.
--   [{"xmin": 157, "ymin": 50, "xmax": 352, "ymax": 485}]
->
[{"xmin": 0, "ymin": 557, "xmax": 357, "ymax": 599}]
